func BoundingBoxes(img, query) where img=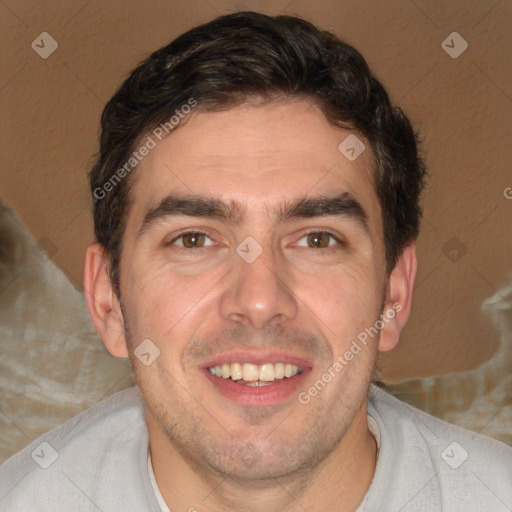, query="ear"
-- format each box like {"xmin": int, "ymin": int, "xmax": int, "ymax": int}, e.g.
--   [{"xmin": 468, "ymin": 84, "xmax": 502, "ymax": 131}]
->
[
  {"xmin": 83, "ymin": 243, "xmax": 128, "ymax": 358},
  {"xmin": 378, "ymin": 242, "xmax": 418, "ymax": 352}
]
